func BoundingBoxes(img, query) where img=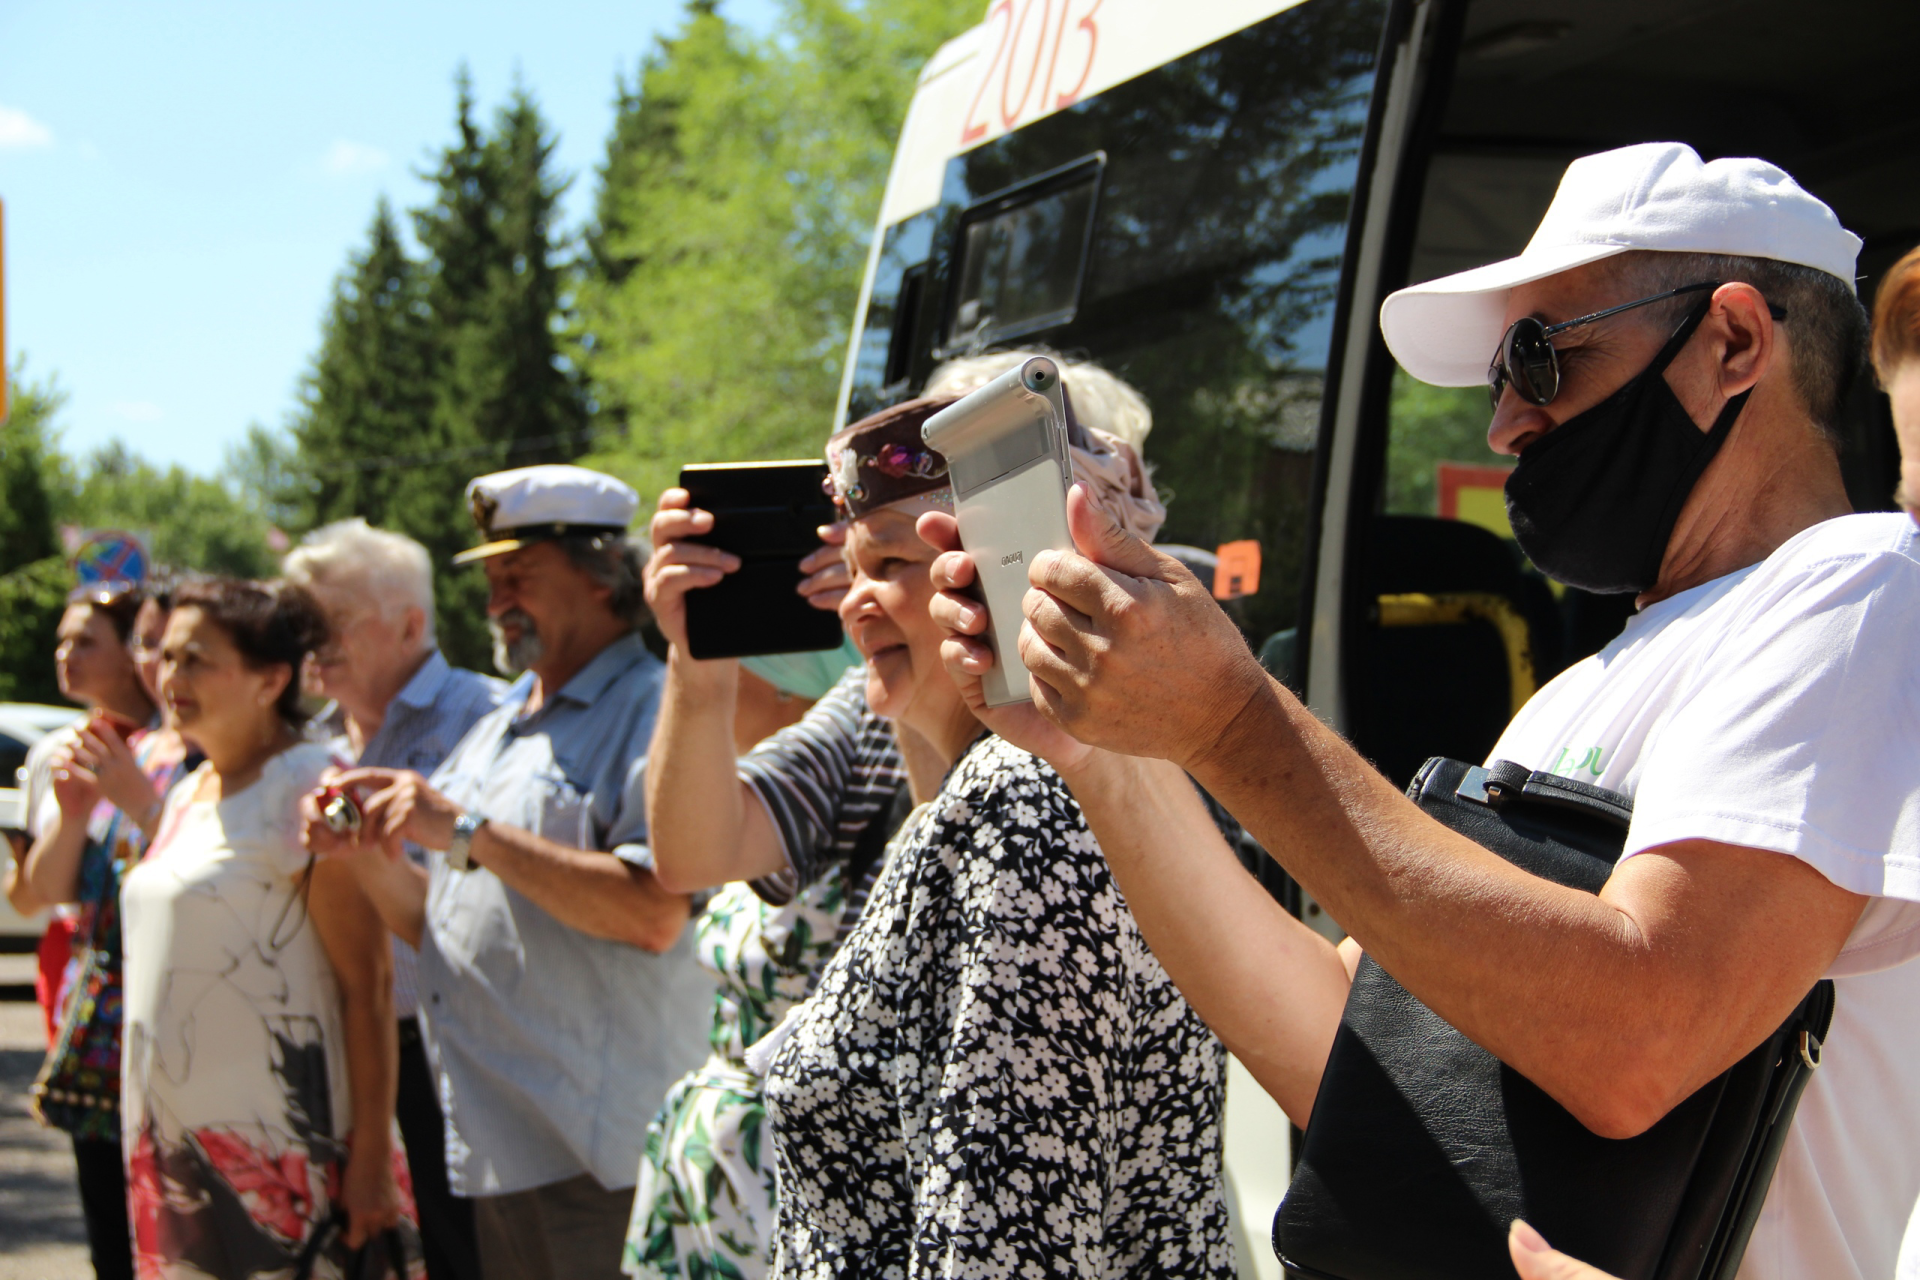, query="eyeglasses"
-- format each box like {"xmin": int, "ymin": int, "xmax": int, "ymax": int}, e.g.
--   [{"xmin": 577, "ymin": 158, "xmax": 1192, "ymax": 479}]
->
[{"xmin": 1487, "ymin": 281, "xmax": 1787, "ymax": 410}]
